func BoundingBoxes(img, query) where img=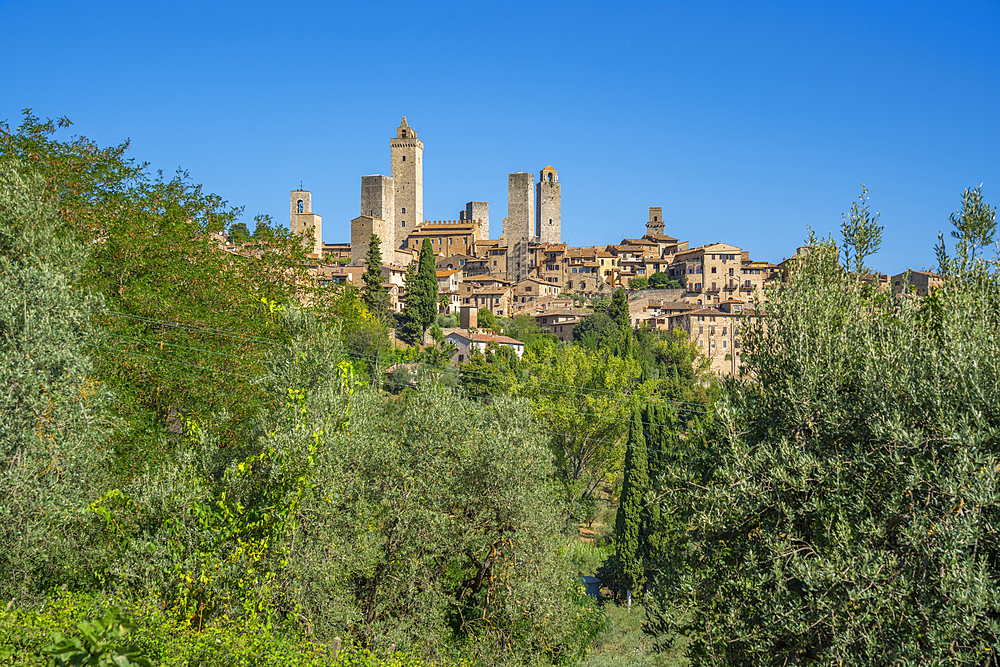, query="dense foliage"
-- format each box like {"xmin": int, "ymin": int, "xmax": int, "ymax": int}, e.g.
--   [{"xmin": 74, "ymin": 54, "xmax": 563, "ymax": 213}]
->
[
  {"xmin": 649, "ymin": 208, "xmax": 1000, "ymax": 664},
  {"xmin": 0, "ymin": 113, "xmax": 602, "ymax": 666}
]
